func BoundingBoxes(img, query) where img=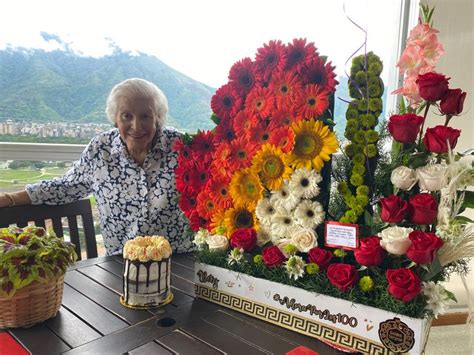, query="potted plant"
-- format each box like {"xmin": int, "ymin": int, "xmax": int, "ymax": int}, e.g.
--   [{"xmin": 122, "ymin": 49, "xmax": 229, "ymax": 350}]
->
[{"xmin": 0, "ymin": 226, "xmax": 76, "ymax": 328}]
